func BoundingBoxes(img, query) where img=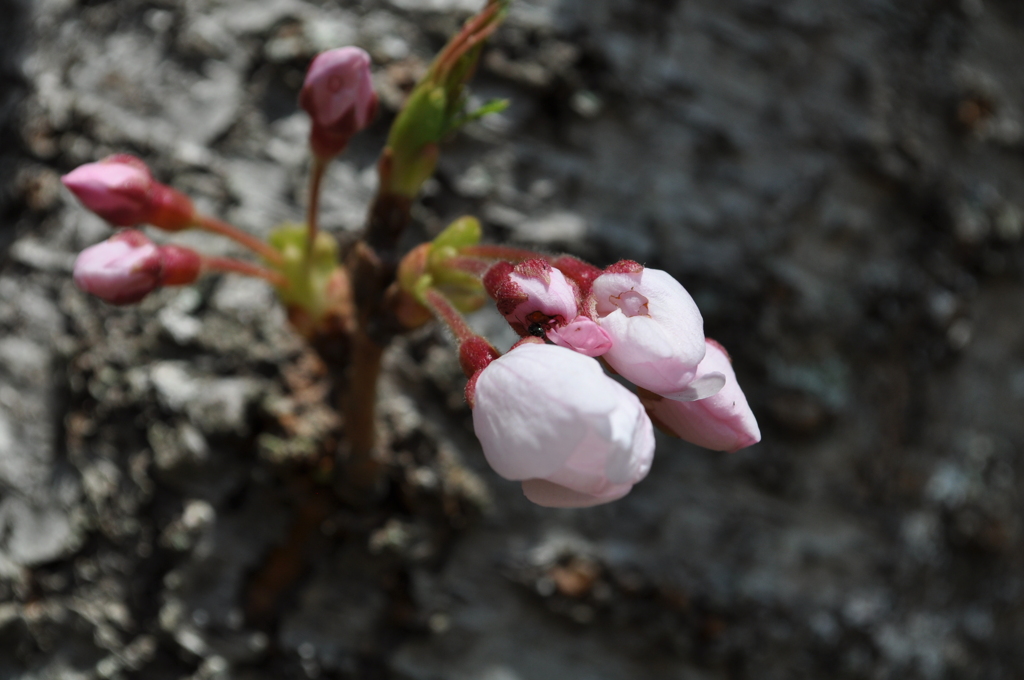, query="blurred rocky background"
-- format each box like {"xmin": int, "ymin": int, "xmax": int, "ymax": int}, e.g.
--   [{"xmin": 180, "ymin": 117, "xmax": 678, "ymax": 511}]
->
[{"xmin": 2, "ymin": 0, "xmax": 1024, "ymax": 678}]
